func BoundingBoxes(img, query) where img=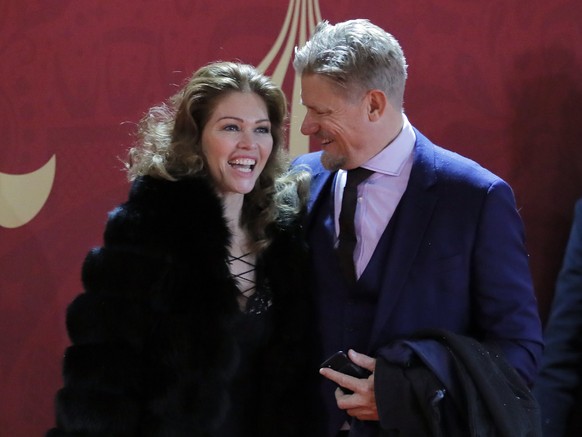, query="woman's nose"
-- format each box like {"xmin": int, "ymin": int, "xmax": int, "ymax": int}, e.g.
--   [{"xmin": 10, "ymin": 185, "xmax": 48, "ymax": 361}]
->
[{"xmin": 237, "ymin": 131, "xmax": 257, "ymax": 149}]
